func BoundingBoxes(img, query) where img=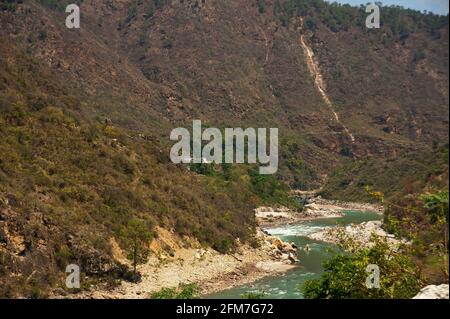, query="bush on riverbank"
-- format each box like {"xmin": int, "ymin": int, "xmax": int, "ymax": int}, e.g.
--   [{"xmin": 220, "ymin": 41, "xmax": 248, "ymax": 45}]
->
[
  {"xmin": 385, "ymin": 190, "xmax": 449, "ymax": 284},
  {"xmin": 150, "ymin": 283, "xmax": 198, "ymax": 299},
  {"xmin": 301, "ymin": 237, "xmax": 423, "ymax": 299}
]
